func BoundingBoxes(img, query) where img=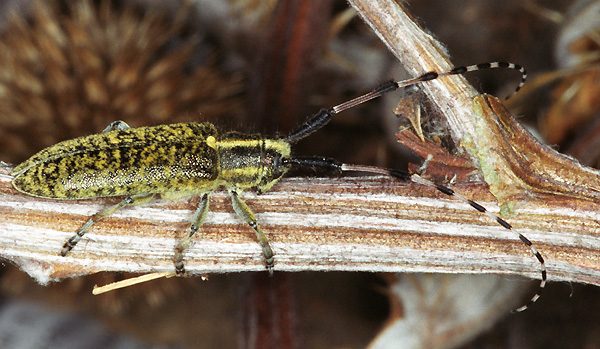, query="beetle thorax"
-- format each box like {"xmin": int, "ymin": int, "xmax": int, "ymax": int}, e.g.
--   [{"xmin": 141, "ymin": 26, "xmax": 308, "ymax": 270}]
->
[{"xmin": 215, "ymin": 135, "xmax": 291, "ymax": 191}]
